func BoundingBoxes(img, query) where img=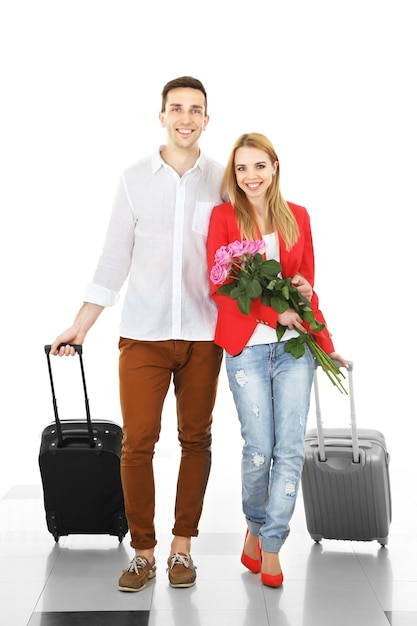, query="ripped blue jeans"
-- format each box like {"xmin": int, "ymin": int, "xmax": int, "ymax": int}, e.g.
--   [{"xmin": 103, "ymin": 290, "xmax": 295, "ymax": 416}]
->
[{"xmin": 226, "ymin": 342, "xmax": 314, "ymax": 553}]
